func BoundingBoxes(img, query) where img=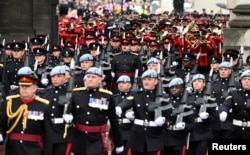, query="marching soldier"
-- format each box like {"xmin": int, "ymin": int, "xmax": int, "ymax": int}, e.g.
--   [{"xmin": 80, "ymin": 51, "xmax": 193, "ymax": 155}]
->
[
  {"xmin": 61, "ymin": 48, "xmax": 75, "ymax": 67},
  {"xmin": 0, "ymin": 66, "xmax": 52, "ymax": 155},
  {"xmin": 110, "ymin": 75, "xmax": 134, "ymax": 155},
  {"xmin": 42, "ymin": 66, "xmax": 73, "ymax": 155},
  {"xmin": 49, "ymin": 45, "xmax": 62, "ymax": 67},
  {"xmin": 74, "ymin": 53, "xmax": 94, "ymax": 88},
  {"xmin": 186, "ymin": 74, "xmax": 217, "ymax": 155},
  {"xmin": 115, "ymin": 69, "xmax": 168, "ymax": 155},
  {"xmin": 219, "ymin": 70, "xmax": 250, "ymax": 139},
  {"xmin": 208, "ymin": 55, "xmax": 221, "ymax": 81},
  {"xmin": 71, "ymin": 67, "xmax": 124, "ymax": 155},
  {"xmin": 2, "ymin": 42, "xmax": 25, "ymax": 96}
]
